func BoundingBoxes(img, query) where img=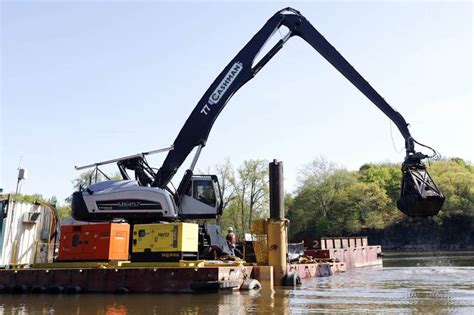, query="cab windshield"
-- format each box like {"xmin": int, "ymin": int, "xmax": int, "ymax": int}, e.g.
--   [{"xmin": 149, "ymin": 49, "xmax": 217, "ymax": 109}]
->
[{"xmin": 192, "ymin": 180, "xmax": 217, "ymax": 207}]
